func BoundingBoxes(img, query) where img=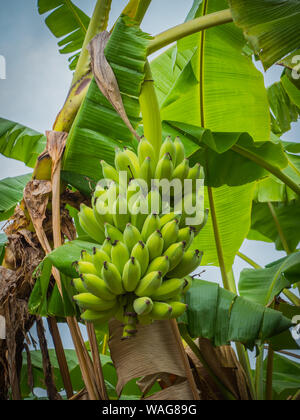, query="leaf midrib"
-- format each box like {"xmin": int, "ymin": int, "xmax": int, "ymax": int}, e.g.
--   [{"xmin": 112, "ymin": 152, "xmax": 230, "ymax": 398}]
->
[{"xmin": 64, "ymin": 0, "xmax": 88, "ymax": 34}]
